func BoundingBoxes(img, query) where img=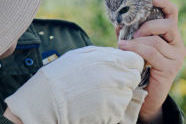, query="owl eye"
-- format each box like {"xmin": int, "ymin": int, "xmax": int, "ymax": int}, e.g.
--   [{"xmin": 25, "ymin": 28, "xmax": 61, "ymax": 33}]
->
[{"xmin": 119, "ymin": 6, "xmax": 130, "ymax": 15}]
